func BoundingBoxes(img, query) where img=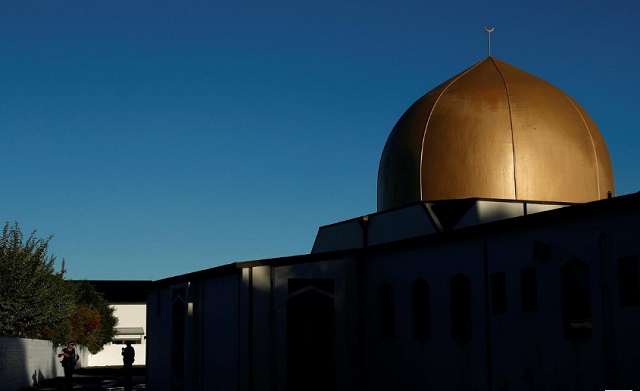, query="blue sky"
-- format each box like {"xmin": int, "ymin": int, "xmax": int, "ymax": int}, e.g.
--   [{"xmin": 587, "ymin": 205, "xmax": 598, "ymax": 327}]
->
[{"xmin": 1, "ymin": 1, "xmax": 638, "ymax": 280}]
